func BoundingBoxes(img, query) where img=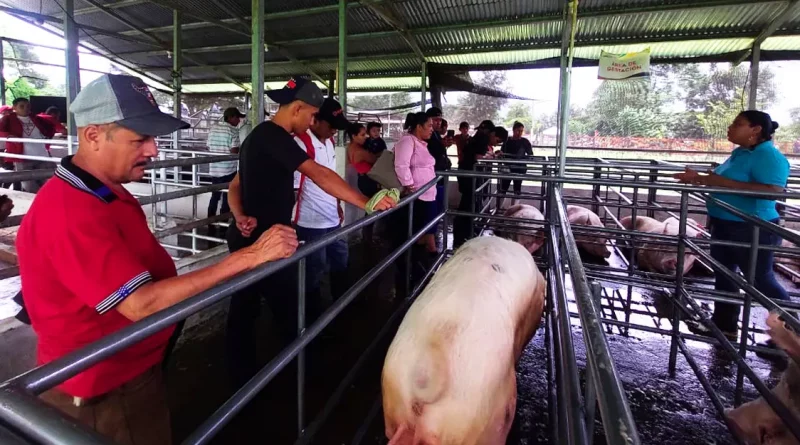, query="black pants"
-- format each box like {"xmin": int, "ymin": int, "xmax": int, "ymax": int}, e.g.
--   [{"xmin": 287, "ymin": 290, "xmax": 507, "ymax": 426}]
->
[
  {"xmin": 225, "ymin": 264, "xmax": 298, "ymax": 388},
  {"xmin": 709, "ymin": 217, "xmax": 791, "ymax": 332},
  {"xmin": 207, "ymin": 172, "xmax": 237, "ymax": 218},
  {"xmin": 500, "ymin": 168, "xmax": 526, "ymax": 195},
  {"xmin": 454, "ymin": 172, "xmax": 483, "ymax": 249}
]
